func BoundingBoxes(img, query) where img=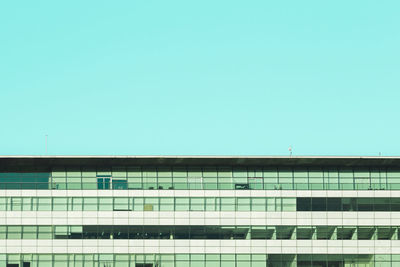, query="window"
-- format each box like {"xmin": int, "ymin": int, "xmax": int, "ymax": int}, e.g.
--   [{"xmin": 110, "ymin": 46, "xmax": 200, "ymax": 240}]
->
[
  {"xmin": 248, "ymin": 177, "xmax": 263, "ymax": 190},
  {"xmin": 38, "ymin": 198, "xmax": 51, "ymax": 211},
  {"xmin": 297, "ymin": 198, "xmax": 311, "ymax": 211},
  {"xmin": 0, "ymin": 198, "xmax": 6, "ymax": 211},
  {"xmin": 144, "ymin": 198, "xmax": 158, "ymax": 211},
  {"xmin": 282, "ymin": 198, "xmax": 296, "ymax": 211},
  {"xmin": 205, "ymin": 198, "xmax": 217, "ymax": 211},
  {"xmin": 113, "ymin": 179, "xmax": 127, "ymax": 190},
  {"xmin": 11, "ymin": 197, "xmax": 22, "ymax": 211},
  {"xmin": 72, "ymin": 198, "xmax": 83, "ymax": 211},
  {"xmin": 97, "ymin": 176, "xmax": 111, "ymax": 190},
  {"xmin": 160, "ymin": 198, "xmax": 174, "ymax": 211},
  {"xmin": 190, "ymin": 198, "xmax": 204, "ymax": 211},
  {"xmin": 99, "ymin": 198, "xmax": 113, "ymax": 211},
  {"xmin": 188, "ymin": 177, "xmax": 203, "ymax": 190},
  {"xmin": 221, "ymin": 198, "xmax": 235, "ymax": 211},
  {"xmin": 7, "ymin": 226, "xmax": 22, "ymax": 239},
  {"xmin": 133, "ymin": 198, "xmax": 144, "ymax": 211},
  {"xmin": 357, "ymin": 198, "xmax": 373, "ymax": 211},
  {"xmin": 70, "ymin": 226, "xmax": 83, "ymax": 239},
  {"xmin": 22, "ymin": 197, "xmax": 32, "ymax": 211},
  {"xmin": 38, "ymin": 226, "xmax": 52, "ymax": 239},
  {"xmin": 175, "ymin": 198, "xmax": 189, "ymax": 211},
  {"xmin": 327, "ymin": 198, "xmax": 341, "ymax": 211},
  {"xmin": 53, "ymin": 198, "xmax": 67, "ymax": 211},
  {"xmin": 114, "ymin": 198, "xmax": 130, "ymax": 211},
  {"xmin": 54, "ymin": 226, "xmax": 68, "ymax": 239},
  {"xmin": 312, "ymin": 198, "xmax": 326, "ymax": 211},
  {"xmin": 237, "ymin": 198, "xmax": 250, "ymax": 211},
  {"xmin": 252, "ymin": 198, "xmax": 266, "ymax": 211},
  {"xmin": 83, "ymin": 198, "xmax": 97, "ymax": 211},
  {"xmin": 266, "ymin": 198, "xmax": 276, "ymax": 211}
]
